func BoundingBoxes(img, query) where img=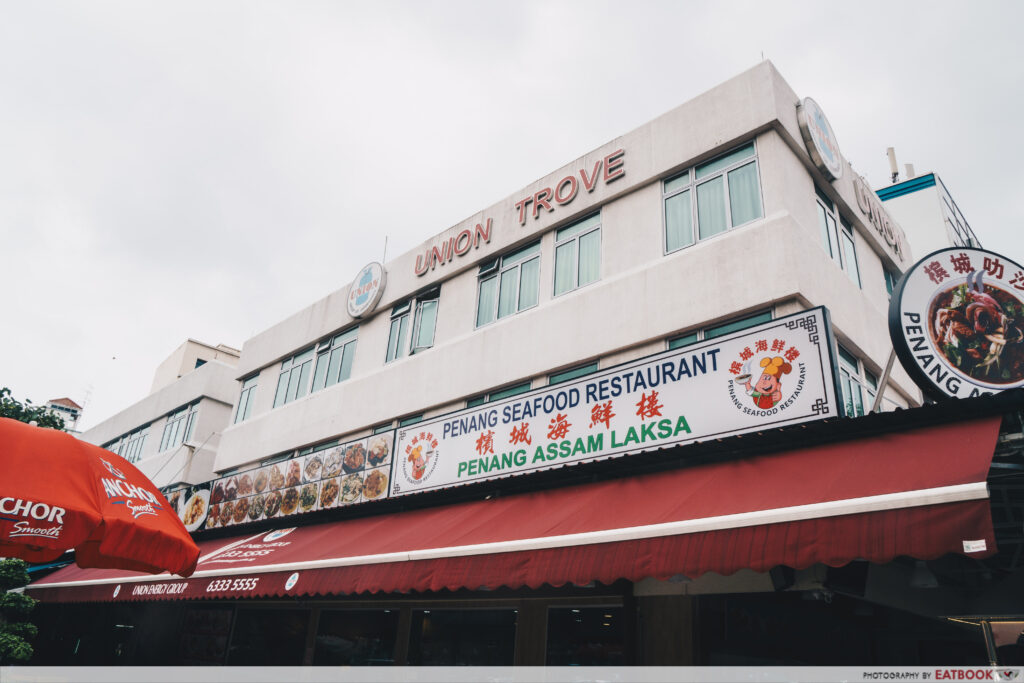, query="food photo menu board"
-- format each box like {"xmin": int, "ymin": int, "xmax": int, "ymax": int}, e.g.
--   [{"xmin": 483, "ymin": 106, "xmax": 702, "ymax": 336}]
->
[{"xmin": 161, "ymin": 432, "xmax": 394, "ymax": 532}]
